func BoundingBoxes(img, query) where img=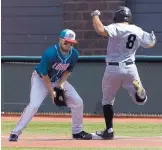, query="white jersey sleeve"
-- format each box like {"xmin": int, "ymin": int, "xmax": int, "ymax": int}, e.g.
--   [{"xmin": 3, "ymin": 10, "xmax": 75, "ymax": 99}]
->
[
  {"xmin": 140, "ymin": 31, "xmax": 156, "ymax": 48},
  {"xmin": 104, "ymin": 24, "xmax": 116, "ymax": 37}
]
